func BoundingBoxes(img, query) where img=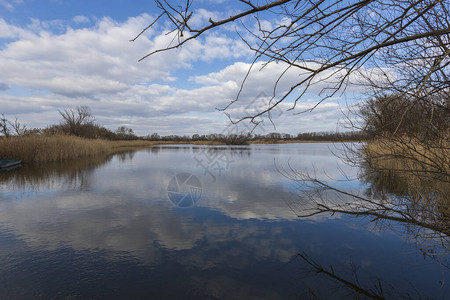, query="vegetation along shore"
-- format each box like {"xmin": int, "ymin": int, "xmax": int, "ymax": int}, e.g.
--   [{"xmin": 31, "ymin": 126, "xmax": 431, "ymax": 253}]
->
[{"xmin": 1, "ymin": 107, "xmax": 365, "ymax": 163}]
